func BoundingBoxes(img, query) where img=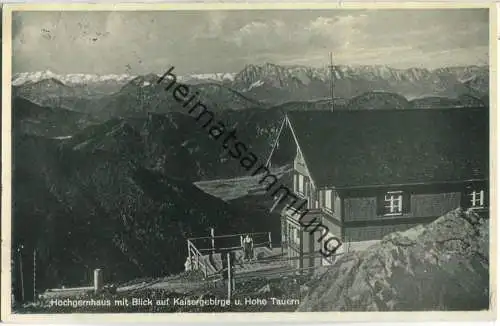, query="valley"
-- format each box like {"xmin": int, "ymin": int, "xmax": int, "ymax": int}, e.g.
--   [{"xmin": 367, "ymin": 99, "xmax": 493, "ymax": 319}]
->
[{"xmin": 10, "ymin": 61, "xmax": 490, "ymax": 311}]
